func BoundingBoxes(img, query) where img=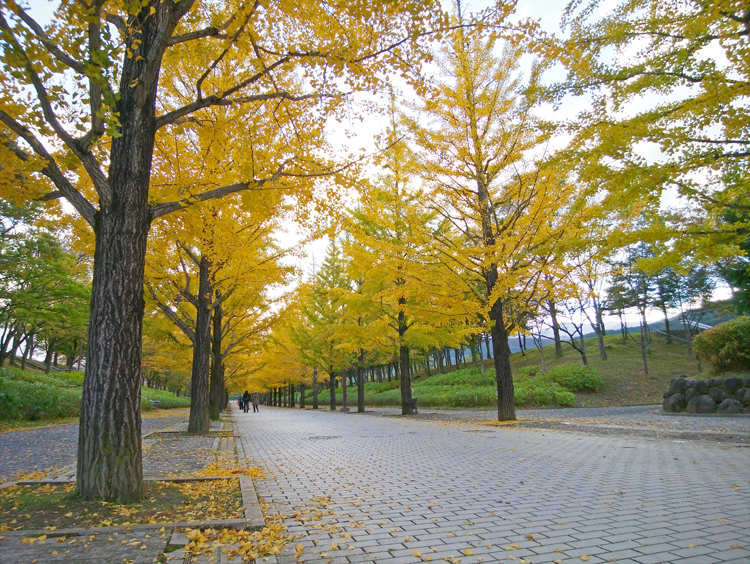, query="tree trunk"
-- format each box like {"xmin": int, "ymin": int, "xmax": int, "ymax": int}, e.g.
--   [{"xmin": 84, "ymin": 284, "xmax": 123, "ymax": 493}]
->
[
  {"xmin": 290, "ymin": 382, "xmax": 295, "ymax": 407},
  {"xmin": 8, "ymin": 330, "xmax": 23, "ymax": 366},
  {"xmin": 681, "ymin": 312, "xmax": 692, "ymax": 355},
  {"xmin": 77, "ymin": 184, "xmax": 152, "ymax": 503},
  {"xmin": 435, "ymin": 351, "xmax": 444, "ymax": 374},
  {"xmin": 518, "ymin": 332, "xmax": 525, "ymax": 356},
  {"xmin": 341, "ymin": 368, "xmax": 349, "ymax": 412},
  {"xmin": 21, "ymin": 331, "xmax": 34, "ymax": 371},
  {"xmin": 43, "ymin": 340, "xmax": 55, "ymax": 374},
  {"xmin": 398, "ymin": 300, "xmax": 412, "ymax": 415},
  {"xmin": 357, "ymin": 350, "xmax": 365, "ymax": 413},
  {"xmin": 300, "ymin": 384, "xmax": 306, "ymax": 409},
  {"xmin": 329, "ymin": 371, "xmax": 336, "ymax": 410},
  {"xmin": 548, "ymin": 300, "xmax": 563, "ymax": 357},
  {"xmin": 66, "ymin": 341, "xmax": 76, "ymax": 372},
  {"xmin": 489, "ymin": 298, "xmax": 515, "ymax": 421},
  {"xmin": 579, "ymin": 330, "xmax": 588, "ymax": 366},
  {"xmin": 312, "ymin": 367, "xmax": 319, "ymax": 409},
  {"xmin": 209, "ymin": 295, "xmax": 223, "ymax": 420},
  {"xmin": 188, "ymin": 255, "xmax": 212, "ymax": 434}
]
